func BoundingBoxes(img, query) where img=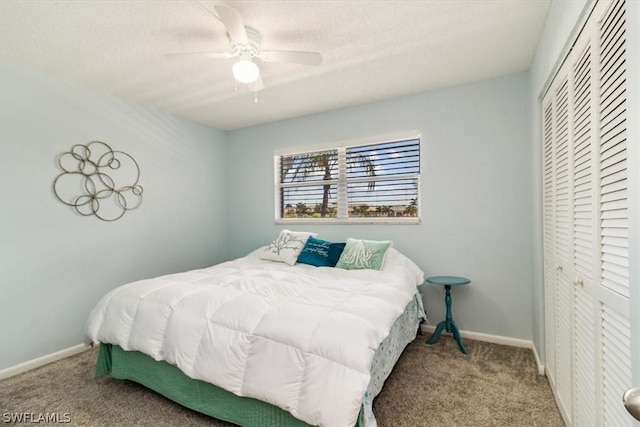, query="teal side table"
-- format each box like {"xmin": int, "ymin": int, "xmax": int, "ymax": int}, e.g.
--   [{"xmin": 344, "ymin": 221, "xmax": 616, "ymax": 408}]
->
[{"xmin": 425, "ymin": 276, "xmax": 470, "ymax": 354}]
